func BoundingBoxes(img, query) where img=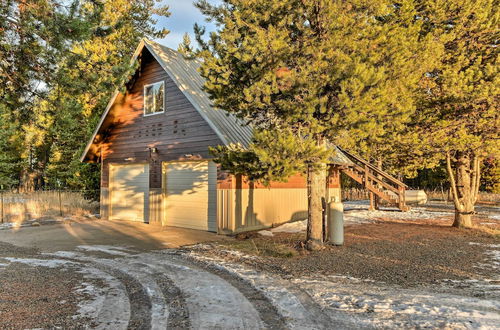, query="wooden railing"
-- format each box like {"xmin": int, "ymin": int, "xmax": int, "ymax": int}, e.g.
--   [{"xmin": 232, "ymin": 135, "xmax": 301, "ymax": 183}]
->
[{"xmin": 337, "ymin": 147, "xmax": 409, "ymax": 211}]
